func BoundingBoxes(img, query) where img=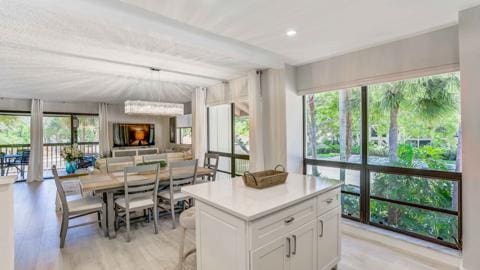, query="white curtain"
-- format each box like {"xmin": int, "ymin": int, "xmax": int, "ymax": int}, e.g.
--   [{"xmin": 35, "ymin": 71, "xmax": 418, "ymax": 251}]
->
[
  {"xmin": 248, "ymin": 70, "xmax": 265, "ymax": 171},
  {"xmin": 192, "ymin": 87, "xmax": 207, "ymax": 165},
  {"xmin": 99, "ymin": 103, "xmax": 110, "ymax": 157},
  {"xmin": 206, "ymin": 82, "xmax": 230, "ymax": 106},
  {"xmin": 262, "ymin": 69, "xmax": 287, "ymax": 169},
  {"xmin": 28, "ymin": 99, "xmax": 43, "ymax": 182},
  {"xmin": 230, "ymin": 76, "xmax": 248, "ymax": 103}
]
